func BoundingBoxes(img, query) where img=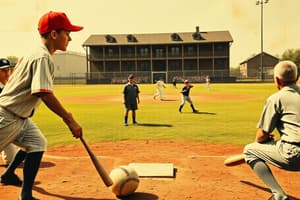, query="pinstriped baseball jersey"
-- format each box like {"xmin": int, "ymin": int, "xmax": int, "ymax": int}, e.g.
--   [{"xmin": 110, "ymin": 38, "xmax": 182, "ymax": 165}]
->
[
  {"xmin": 257, "ymin": 84, "xmax": 300, "ymax": 143},
  {"xmin": 0, "ymin": 44, "xmax": 54, "ymax": 118}
]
